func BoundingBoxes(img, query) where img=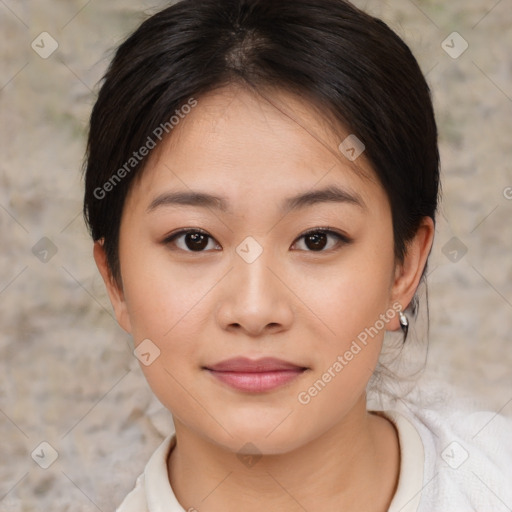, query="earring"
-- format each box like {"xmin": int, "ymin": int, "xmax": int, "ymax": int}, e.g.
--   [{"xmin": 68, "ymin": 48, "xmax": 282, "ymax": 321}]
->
[{"xmin": 399, "ymin": 310, "xmax": 409, "ymax": 340}]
